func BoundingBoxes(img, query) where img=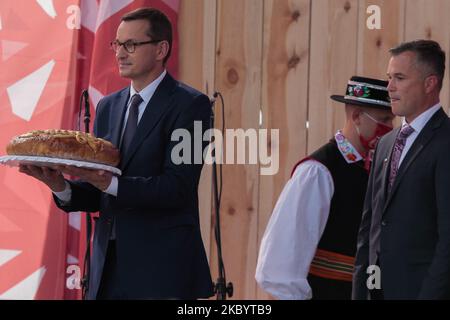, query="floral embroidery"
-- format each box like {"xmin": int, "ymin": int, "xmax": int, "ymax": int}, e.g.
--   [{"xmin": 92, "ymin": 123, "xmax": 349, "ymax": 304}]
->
[
  {"xmin": 348, "ymin": 85, "xmax": 370, "ymax": 98},
  {"xmin": 335, "ymin": 131, "xmax": 363, "ymax": 164}
]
